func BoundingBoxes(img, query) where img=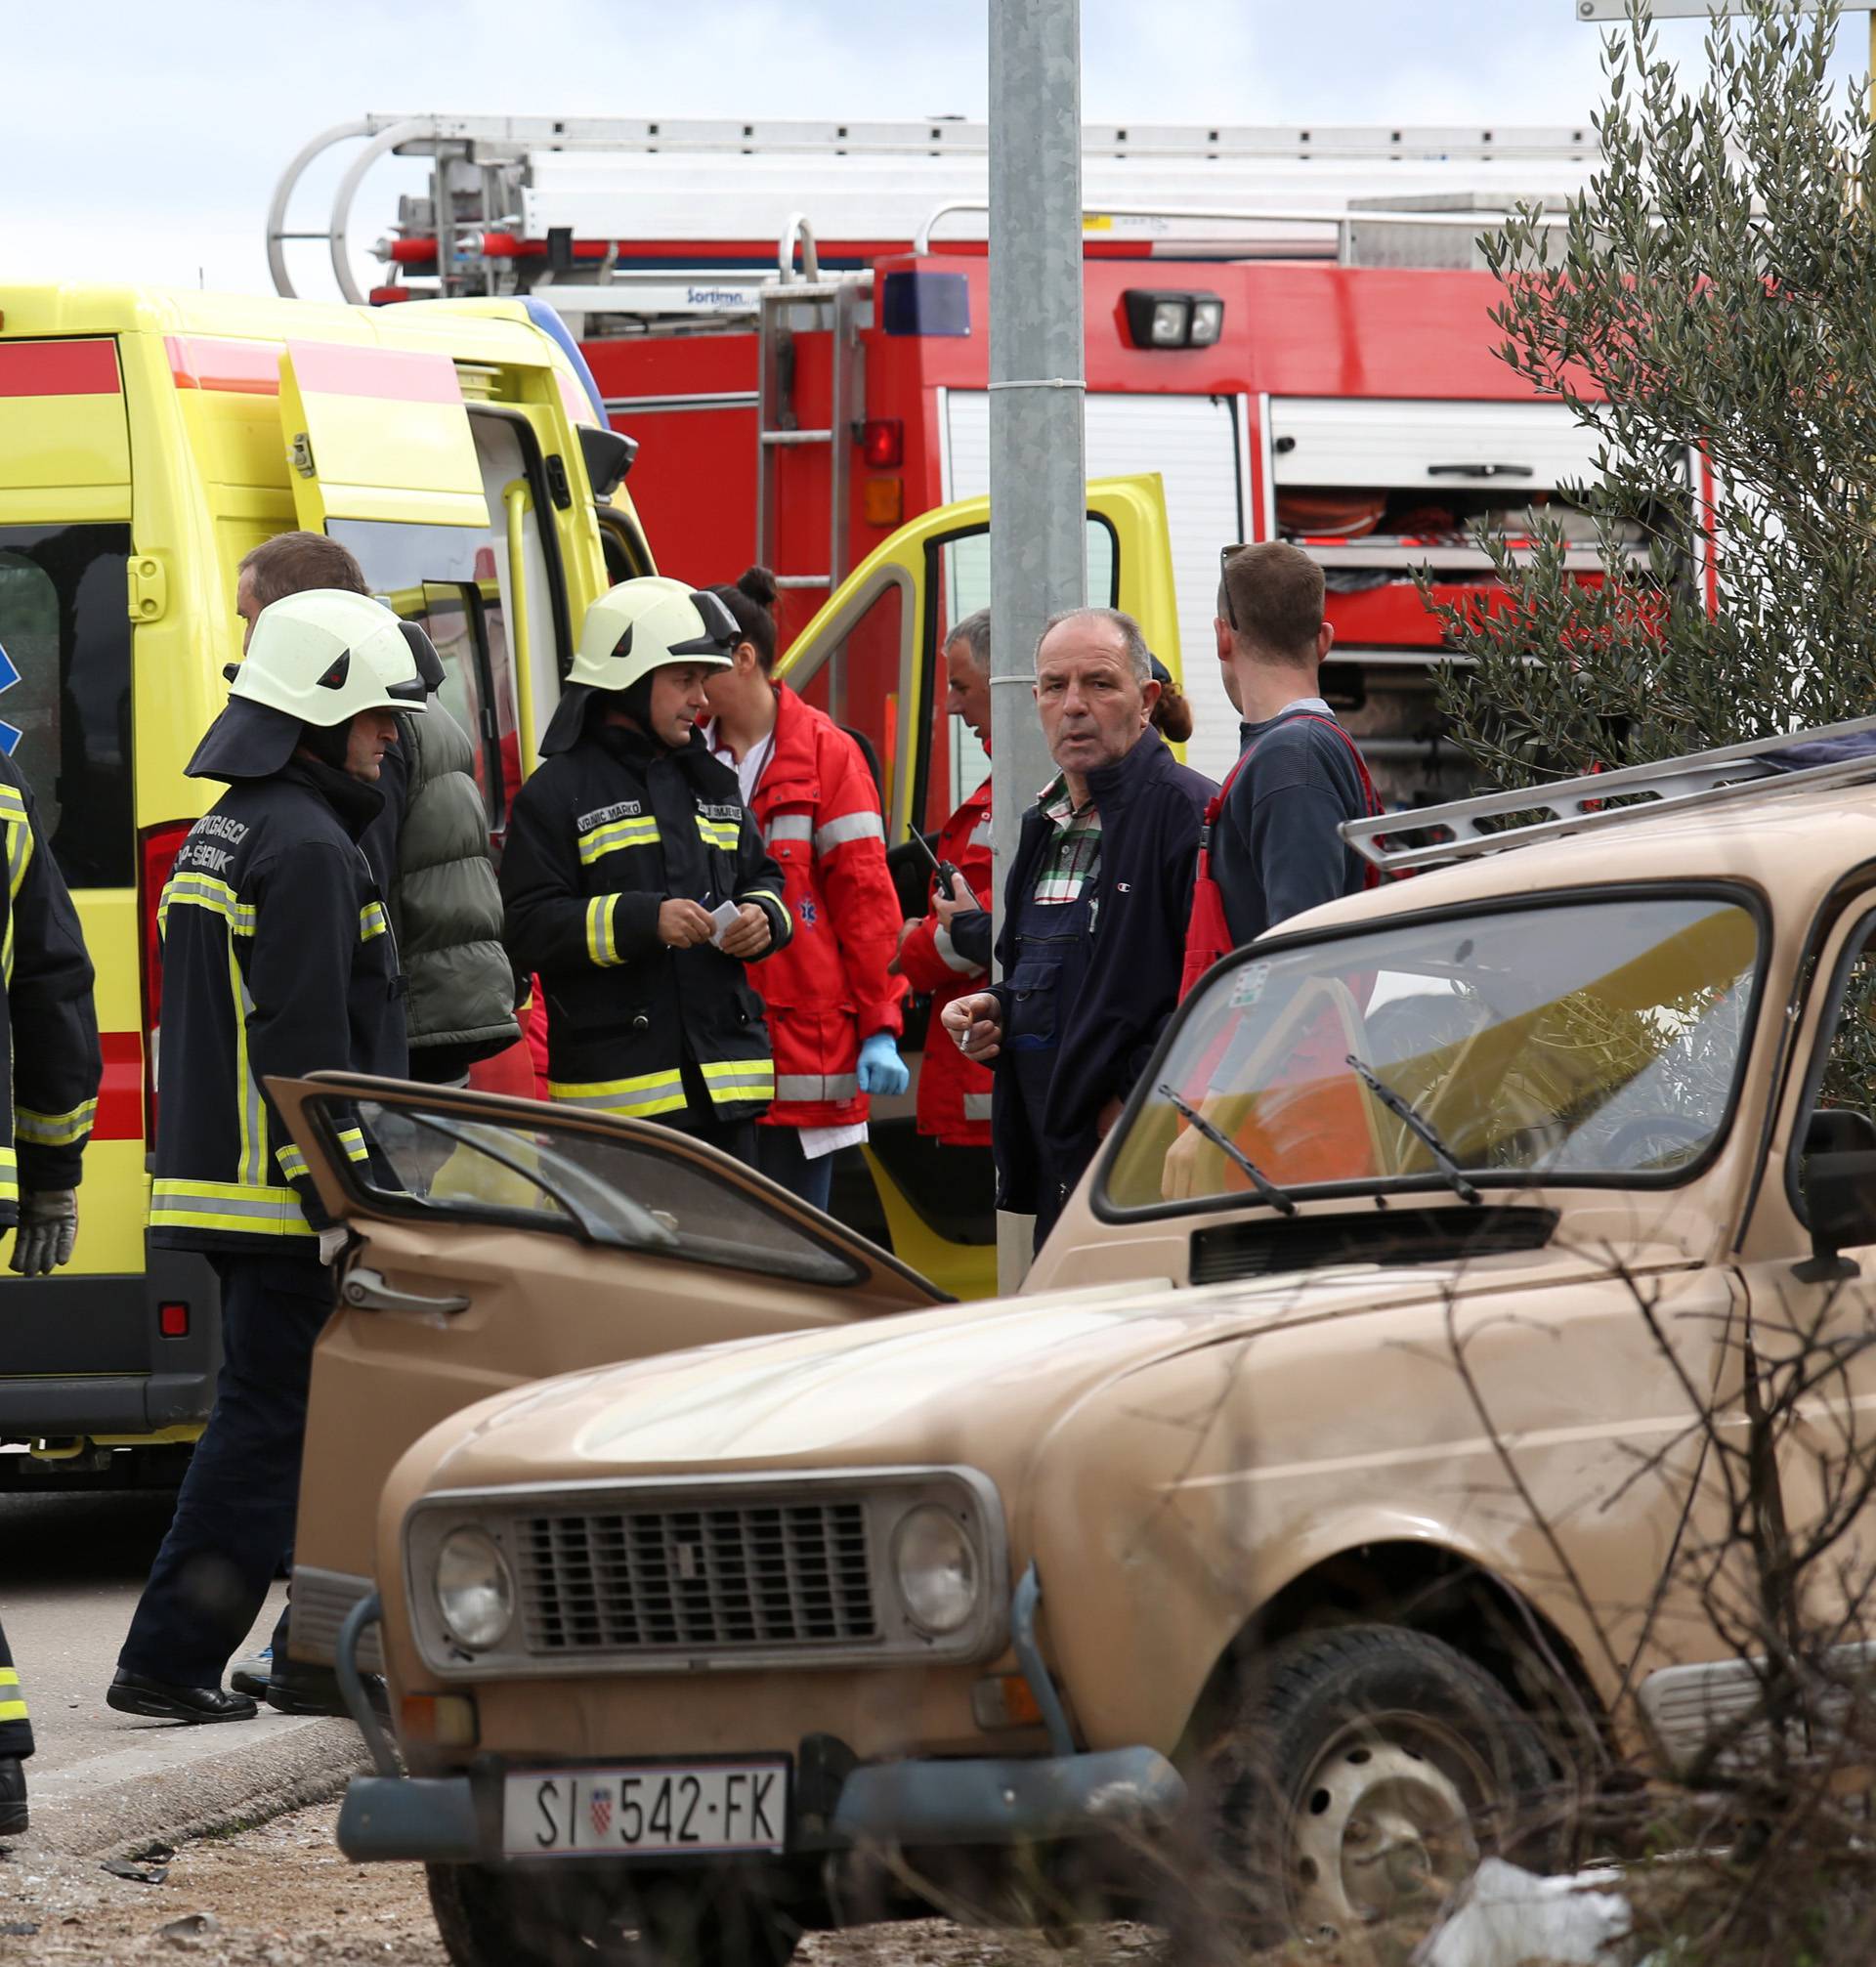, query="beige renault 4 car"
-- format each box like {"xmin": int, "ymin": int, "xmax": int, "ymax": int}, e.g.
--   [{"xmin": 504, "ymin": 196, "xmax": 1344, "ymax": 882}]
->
[{"xmin": 282, "ymin": 720, "xmax": 1876, "ymax": 1967}]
